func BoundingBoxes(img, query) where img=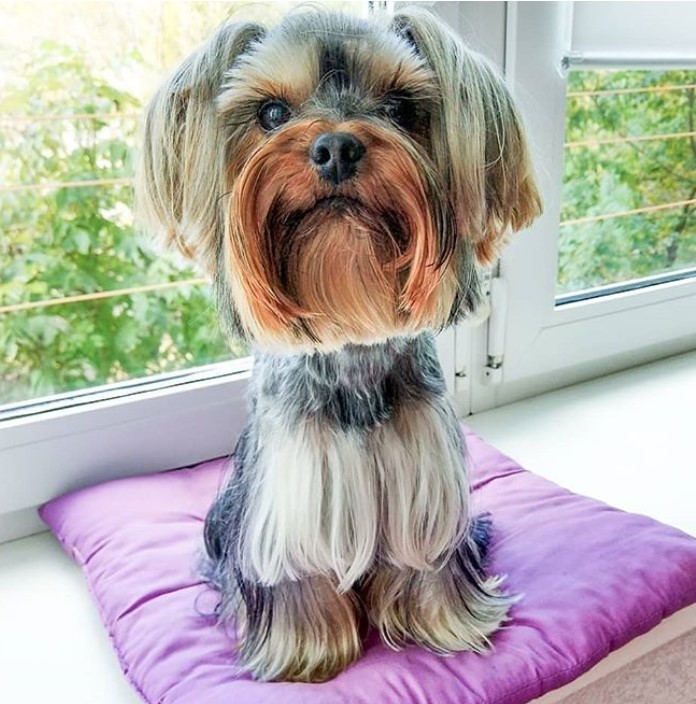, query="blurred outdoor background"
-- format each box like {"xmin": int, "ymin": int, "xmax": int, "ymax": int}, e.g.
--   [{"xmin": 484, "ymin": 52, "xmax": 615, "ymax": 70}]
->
[
  {"xmin": 0, "ymin": 1, "xmax": 694, "ymax": 405},
  {"xmin": 560, "ymin": 69, "xmax": 696, "ymax": 297},
  {"xmin": 0, "ymin": 1, "xmax": 357, "ymax": 405}
]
